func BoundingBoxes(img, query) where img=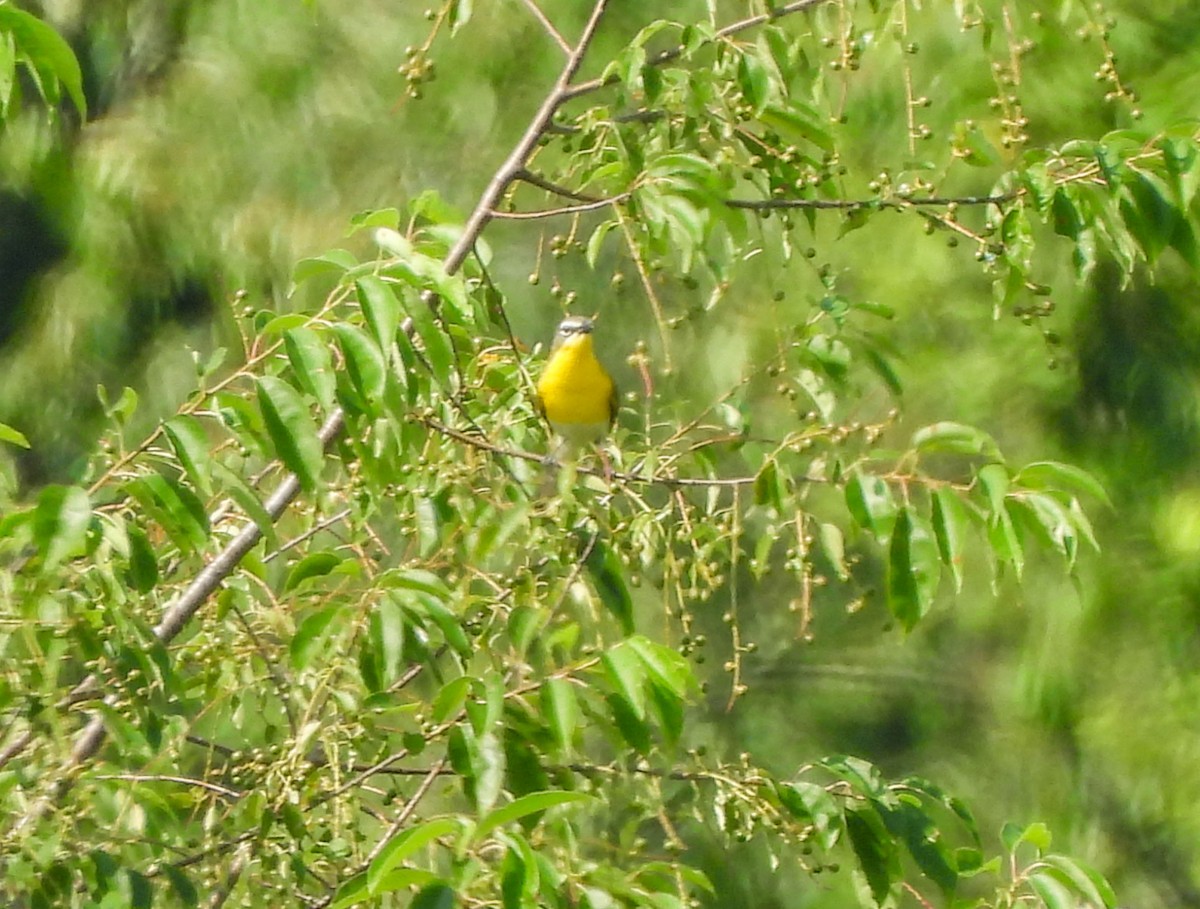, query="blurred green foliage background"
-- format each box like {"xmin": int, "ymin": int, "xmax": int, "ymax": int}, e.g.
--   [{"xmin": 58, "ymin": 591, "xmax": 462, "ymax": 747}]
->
[{"xmin": 5, "ymin": 0, "xmax": 1200, "ymax": 905}]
